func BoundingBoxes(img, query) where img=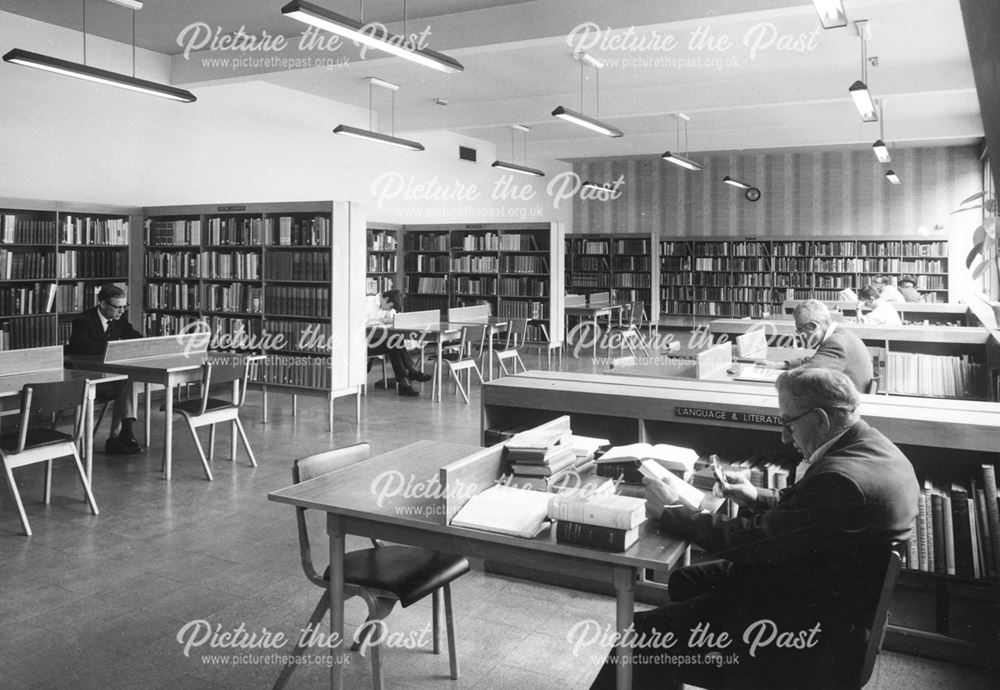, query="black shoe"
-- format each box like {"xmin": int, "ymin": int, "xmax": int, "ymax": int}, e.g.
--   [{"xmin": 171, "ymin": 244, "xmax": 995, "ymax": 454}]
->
[
  {"xmin": 398, "ymin": 383, "xmax": 420, "ymax": 397},
  {"xmin": 118, "ymin": 430, "xmax": 142, "ymax": 450},
  {"xmin": 408, "ymin": 370, "xmax": 432, "ymax": 383},
  {"xmin": 105, "ymin": 436, "xmax": 142, "ymax": 456}
]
